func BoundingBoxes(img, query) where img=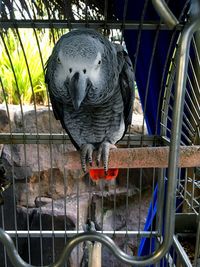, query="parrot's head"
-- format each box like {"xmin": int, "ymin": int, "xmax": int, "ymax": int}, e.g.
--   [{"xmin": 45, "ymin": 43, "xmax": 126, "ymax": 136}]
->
[{"xmin": 50, "ymin": 31, "xmax": 114, "ymax": 110}]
